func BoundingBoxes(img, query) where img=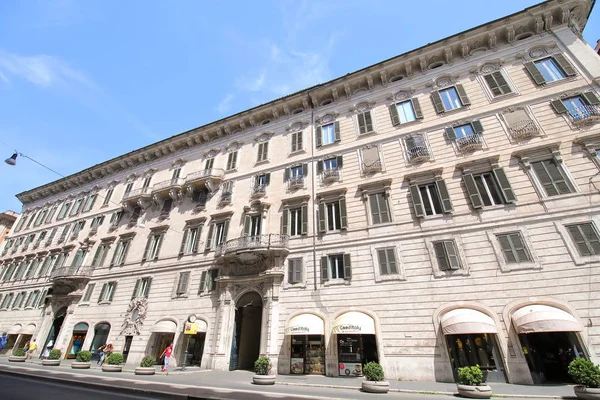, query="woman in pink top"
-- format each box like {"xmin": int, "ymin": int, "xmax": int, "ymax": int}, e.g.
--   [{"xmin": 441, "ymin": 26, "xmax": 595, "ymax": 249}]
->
[{"xmin": 160, "ymin": 343, "xmax": 173, "ymax": 373}]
